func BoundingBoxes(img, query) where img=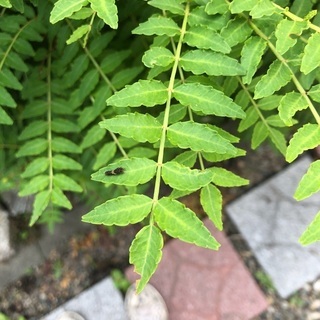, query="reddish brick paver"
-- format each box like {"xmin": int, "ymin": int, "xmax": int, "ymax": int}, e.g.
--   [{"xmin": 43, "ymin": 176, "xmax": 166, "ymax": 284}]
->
[{"xmin": 126, "ymin": 219, "xmax": 268, "ymax": 320}]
